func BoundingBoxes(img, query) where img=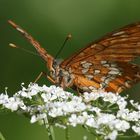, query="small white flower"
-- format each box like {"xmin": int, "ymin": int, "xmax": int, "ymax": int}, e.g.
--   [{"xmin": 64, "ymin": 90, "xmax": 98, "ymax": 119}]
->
[
  {"xmin": 132, "ymin": 125, "xmax": 140, "ymax": 135},
  {"xmin": 49, "ymin": 107, "xmax": 63, "ymax": 117},
  {"xmin": 76, "ymin": 112, "xmax": 89, "ymax": 124},
  {"xmin": 69, "ymin": 114, "xmax": 78, "ymax": 127},
  {"xmin": 30, "ymin": 113, "xmax": 46, "ymax": 123},
  {"xmin": 83, "ymin": 92, "xmax": 100, "ymax": 102},
  {"xmin": 0, "ymin": 93, "xmax": 9, "ymax": 104},
  {"xmin": 76, "ymin": 115, "xmax": 86, "ymax": 124},
  {"xmin": 130, "ymin": 100, "xmax": 140, "ymax": 111},
  {"xmin": 41, "ymin": 93, "xmax": 52, "ymax": 102},
  {"xmin": 4, "ymin": 97, "xmax": 23, "ymax": 111},
  {"xmin": 117, "ymin": 109, "xmax": 129, "ymax": 119},
  {"xmin": 117, "ymin": 109, "xmax": 140, "ymax": 121},
  {"xmin": 113, "ymin": 120, "xmax": 130, "ymax": 132},
  {"xmin": 105, "ymin": 130, "xmax": 118, "ymax": 140},
  {"xmin": 19, "ymin": 103, "xmax": 27, "ymax": 110},
  {"xmin": 19, "ymin": 88, "xmax": 38, "ymax": 99},
  {"xmin": 31, "ymin": 115, "xmax": 37, "ymax": 123},
  {"xmin": 19, "ymin": 91, "xmax": 28, "ymax": 97},
  {"xmin": 62, "ymin": 102, "xmax": 75, "ymax": 113},
  {"xmin": 74, "ymin": 102, "xmax": 87, "ymax": 112},
  {"xmin": 86, "ymin": 117, "xmax": 97, "ymax": 128},
  {"xmin": 97, "ymin": 114, "xmax": 116, "ymax": 125},
  {"xmin": 127, "ymin": 111, "xmax": 140, "ymax": 121},
  {"xmin": 90, "ymin": 106, "xmax": 101, "ymax": 114},
  {"xmin": 138, "ymin": 105, "xmax": 140, "ymax": 111},
  {"xmin": 103, "ymin": 93, "xmax": 118, "ymax": 103},
  {"xmin": 117, "ymin": 97, "xmax": 127, "ymax": 110}
]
